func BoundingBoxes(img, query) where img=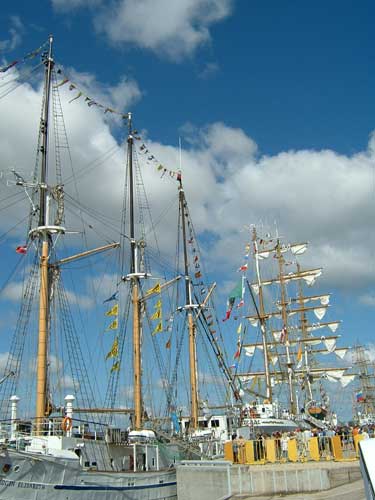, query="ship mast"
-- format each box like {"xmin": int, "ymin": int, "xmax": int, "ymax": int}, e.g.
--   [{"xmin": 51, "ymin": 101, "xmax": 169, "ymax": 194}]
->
[
  {"xmin": 126, "ymin": 113, "xmax": 143, "ymax": 430},
  {"xmin": 178, "ymin": 173, "xmax": 199, "ymax": 430},
  {"xmin": 35, "ymin": 35, "xmax": 55, "ymax": 434},
  {"xmin": 252, "ymin": 229, "xmax": 272, "ymax": 401},
  {"xmin": 275, "ymin": 240, "xmax": 297, "ymax": 415},
  {"xmin": 296, "ymin": 262, "xmax": 313, "ymax": 401}
]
